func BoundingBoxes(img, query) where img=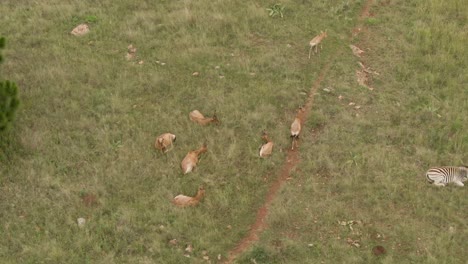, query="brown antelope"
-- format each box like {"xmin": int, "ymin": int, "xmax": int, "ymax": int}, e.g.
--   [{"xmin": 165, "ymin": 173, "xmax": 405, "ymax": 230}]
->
[
  {"xmin": 290, "ymin": 107, "xmax": 304, "ymax": 150},
  {"xmin": 259, "ymin": 131, "xmax": 274, "ymax": 157},
  {"xmin": 189, "ymin": 110, "xmax": 219, "ymax": 125},
  {"xmin": 173, "ymin": 186, "xmax": 205, "ymax": 207},
  {"xmin": 308, "ymin": 31, "xmax": 328, "ymax": 59},
  {"xmin": 181, "ymin": 143, "xmax": 208, "ymax": 174},
  {"xmin": 155, "ymin": 133, "xmax": 176, "ymax": 153}
]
